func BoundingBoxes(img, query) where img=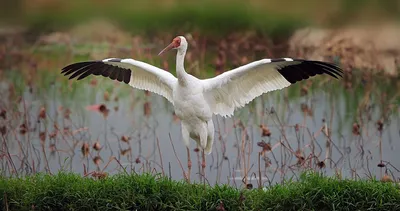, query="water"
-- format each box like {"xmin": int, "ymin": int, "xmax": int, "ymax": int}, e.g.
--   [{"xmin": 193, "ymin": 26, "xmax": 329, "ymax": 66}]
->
[{"xmin": 1, "ymin": 54, "xmax": 400, "ymax": 188}]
